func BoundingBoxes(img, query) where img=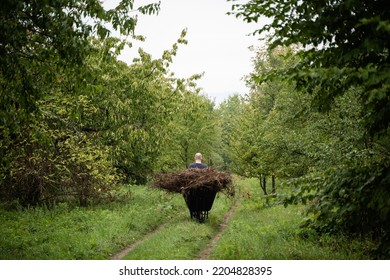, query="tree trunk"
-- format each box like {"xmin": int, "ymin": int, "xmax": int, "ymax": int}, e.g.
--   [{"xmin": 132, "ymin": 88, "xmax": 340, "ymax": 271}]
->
[
  {"xmin": 182, "ymin": 142, "xmax": 189, "ymax": 168},
  {"xmin": 259, "ymin": 174, "xmax": 267, "ymax": 195},
  {"xmin": 271, "ymin": 174, "xmax": 276, "ymax": 194}
]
